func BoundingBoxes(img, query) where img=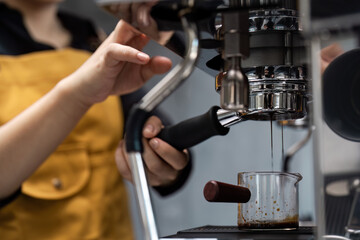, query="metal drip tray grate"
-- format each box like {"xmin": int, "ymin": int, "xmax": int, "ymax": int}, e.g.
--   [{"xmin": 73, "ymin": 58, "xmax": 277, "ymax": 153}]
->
[
  {"xmin": 165, "ymin": 225, "xmax": 315, "ymax": 239},
  {"xmin": 178, "ymin": 225, "xmax": 315, "ymax": 234},
  {"xmin": 324, "ymin": 172, "xmax": 360, "ymax": 236}
]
